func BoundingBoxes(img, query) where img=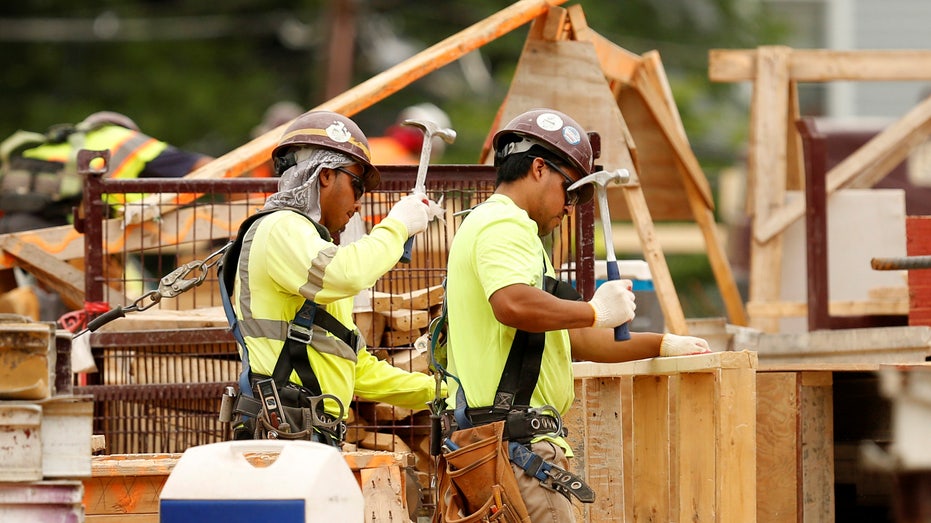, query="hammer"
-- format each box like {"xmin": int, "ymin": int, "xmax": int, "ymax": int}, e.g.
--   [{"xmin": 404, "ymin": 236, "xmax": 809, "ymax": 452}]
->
[
  {"xmin": 399, "ymin": 118, "xmax": 457, "ymax": 263},
  {"xmin": 568, "ymin": 168, "xmax": 632, "ymax": 341}
]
